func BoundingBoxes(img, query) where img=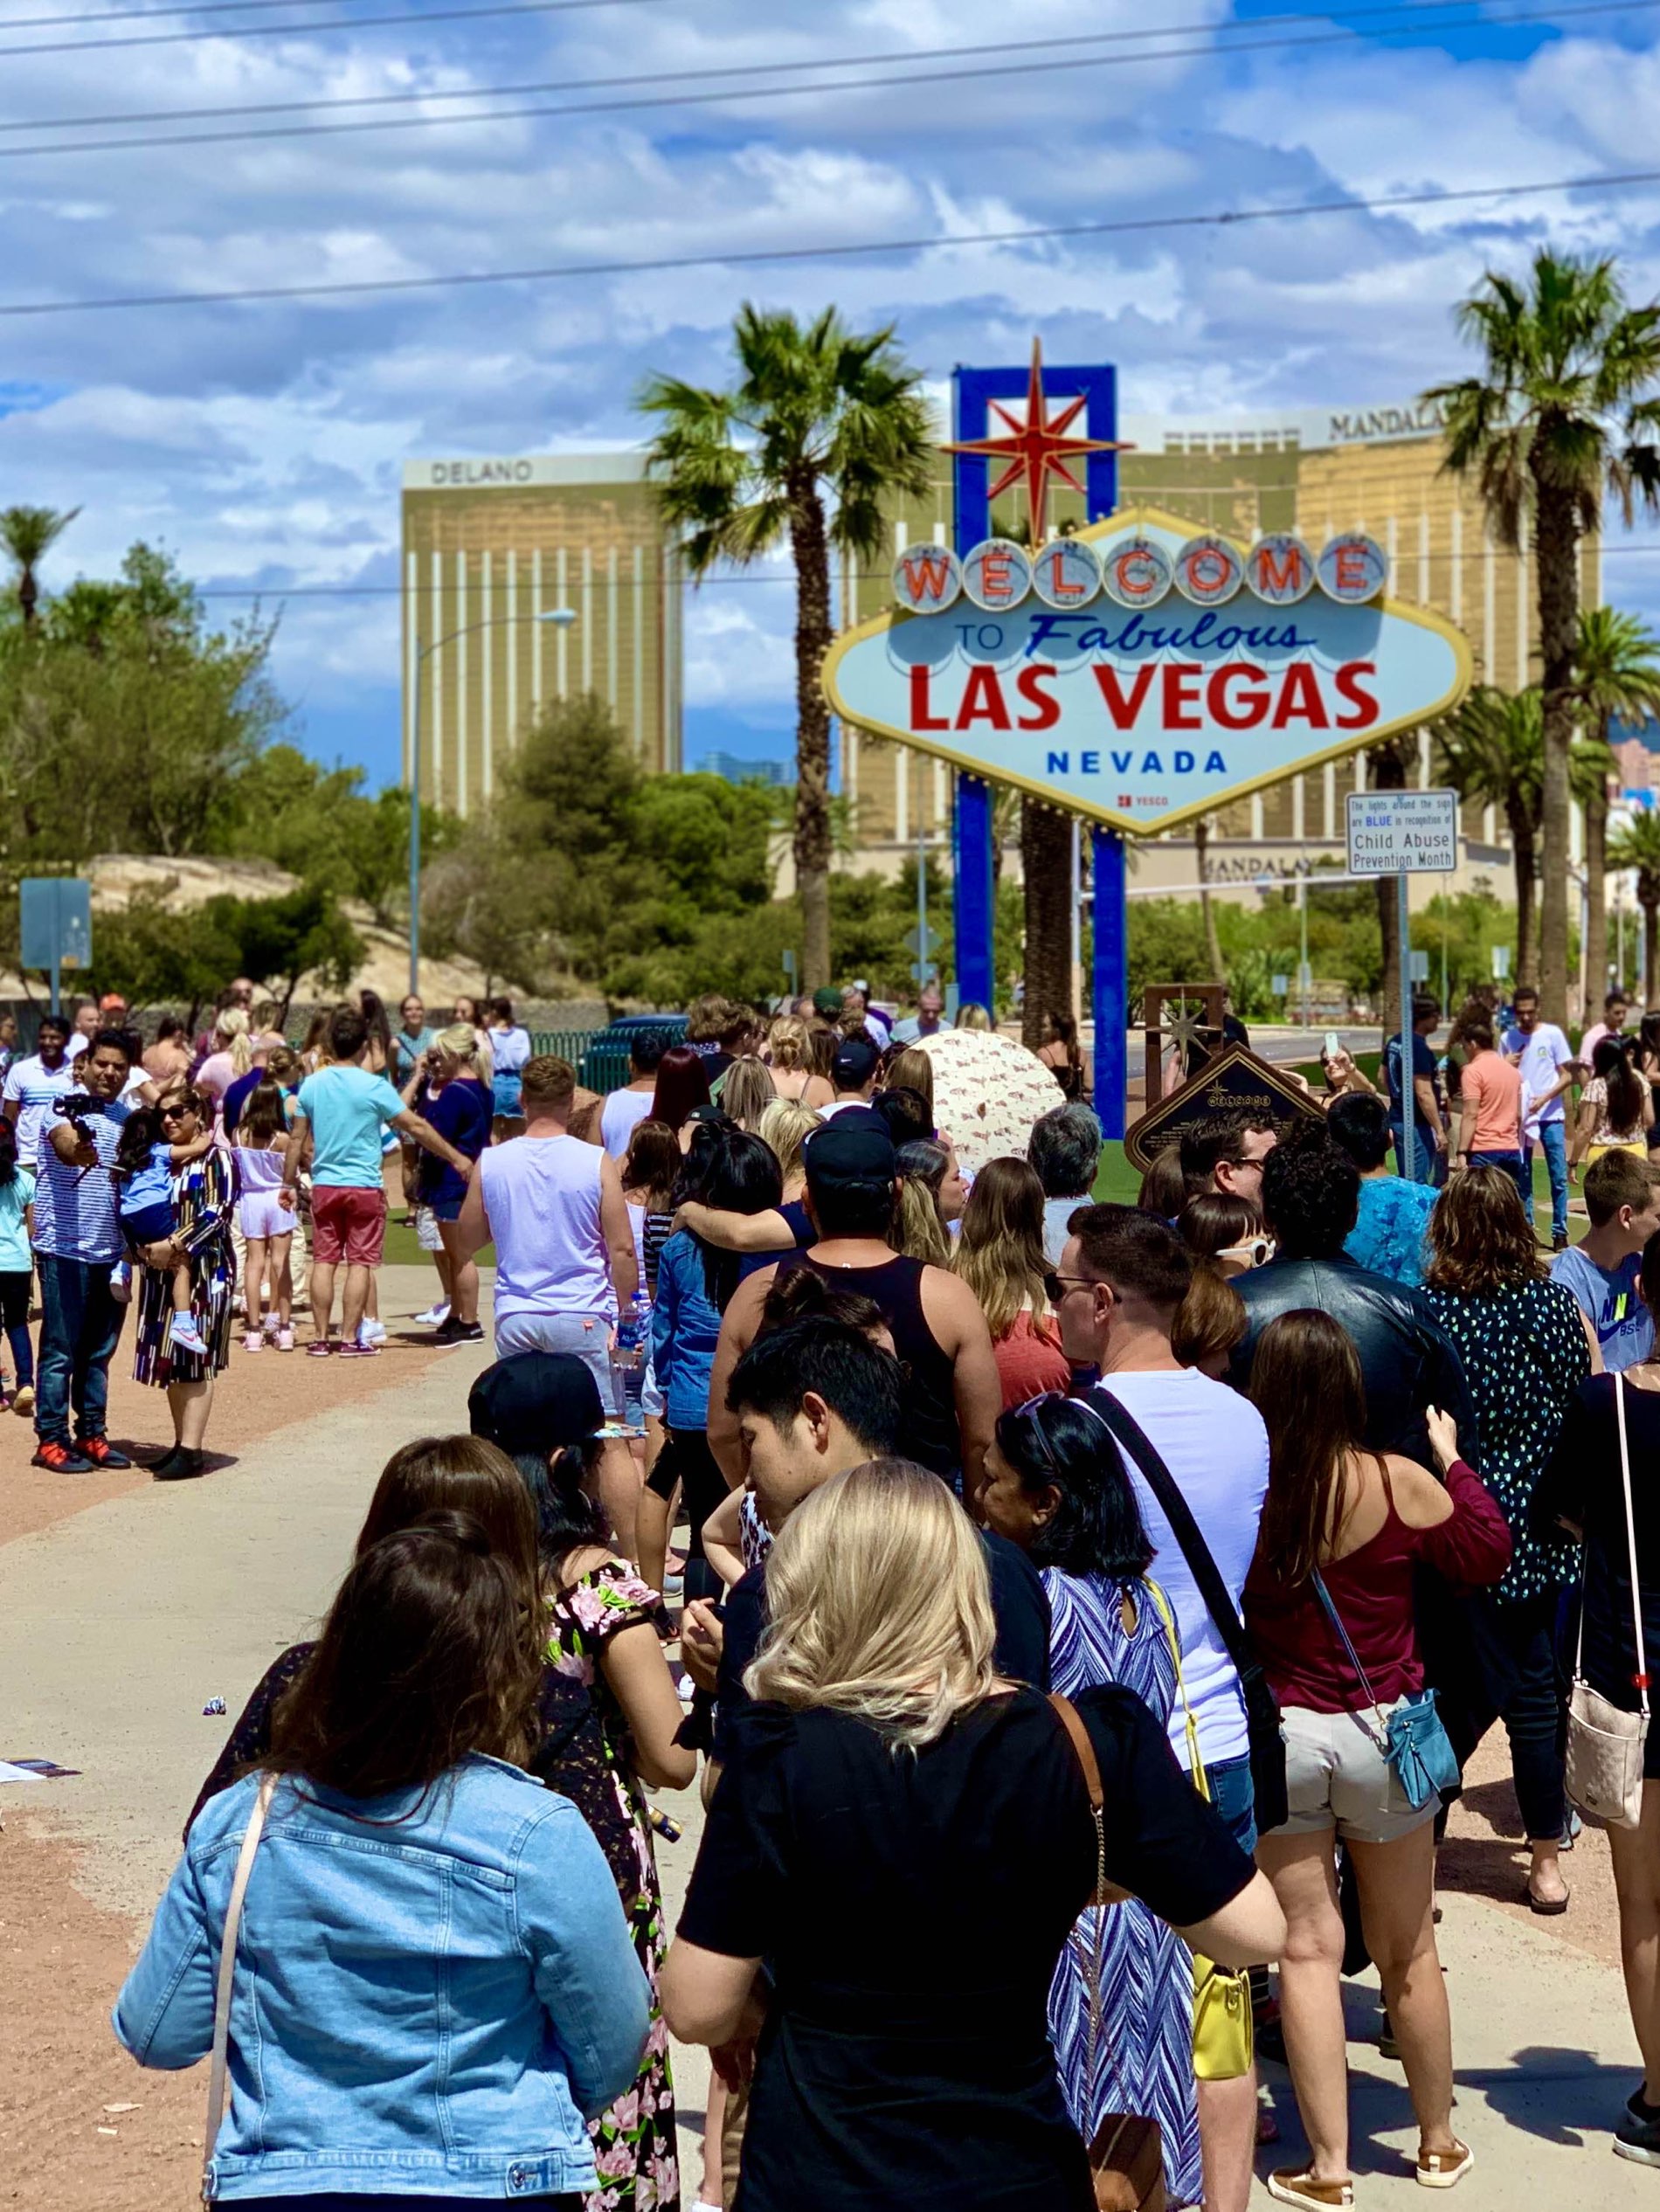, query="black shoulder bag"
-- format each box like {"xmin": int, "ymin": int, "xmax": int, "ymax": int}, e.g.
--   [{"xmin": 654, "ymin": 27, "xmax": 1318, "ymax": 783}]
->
[{"xmin": 1086, "ymin": 1384, "xmax": 1288, "ymax": 1835}]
